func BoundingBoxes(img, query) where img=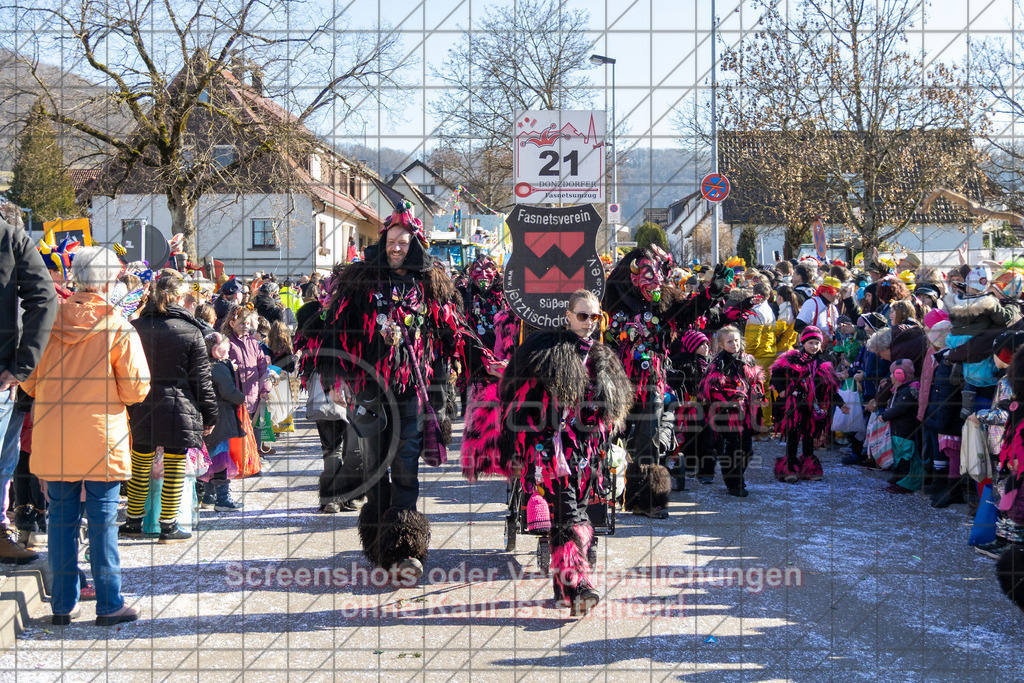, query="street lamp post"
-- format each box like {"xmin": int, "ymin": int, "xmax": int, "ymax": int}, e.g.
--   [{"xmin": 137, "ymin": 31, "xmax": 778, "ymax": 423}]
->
[
  {"xmin": 590, "ymin": 54, "xmax": 616, "ymax": 255},
  {"xmin": 710, "ymin": 0, "xmax": 719, "ymax": 265}
]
